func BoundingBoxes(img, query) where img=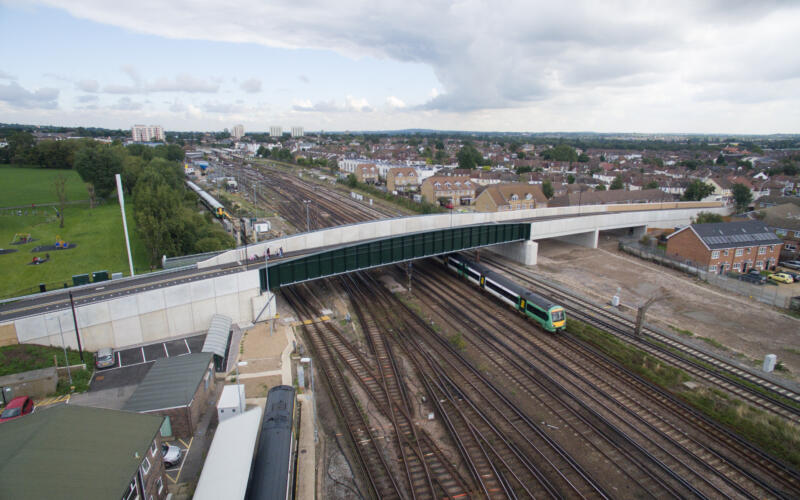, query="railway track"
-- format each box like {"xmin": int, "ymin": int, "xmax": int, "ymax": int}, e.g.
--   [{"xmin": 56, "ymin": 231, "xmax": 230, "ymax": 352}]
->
[
  {"xmin": 284, "ymin": 281, "xmax": 476, "ymax": 499},
  {"xmin": 409, "ymin": 260, "xmax": 799, "ymax": 497},
  {"xmin": 481, "ymin": 254, "xmax": 800, "ymax": 425},
  {"xmin": 226, "ymin": 161, "xmax": 399, "ymax": 232},
  {"xmin": 282, "ymin": 286, "xmax": 405, "ymax": 499},
  {"xmin": 351, "ymin": 272, "xmax": 610, "ymax": 498}
]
